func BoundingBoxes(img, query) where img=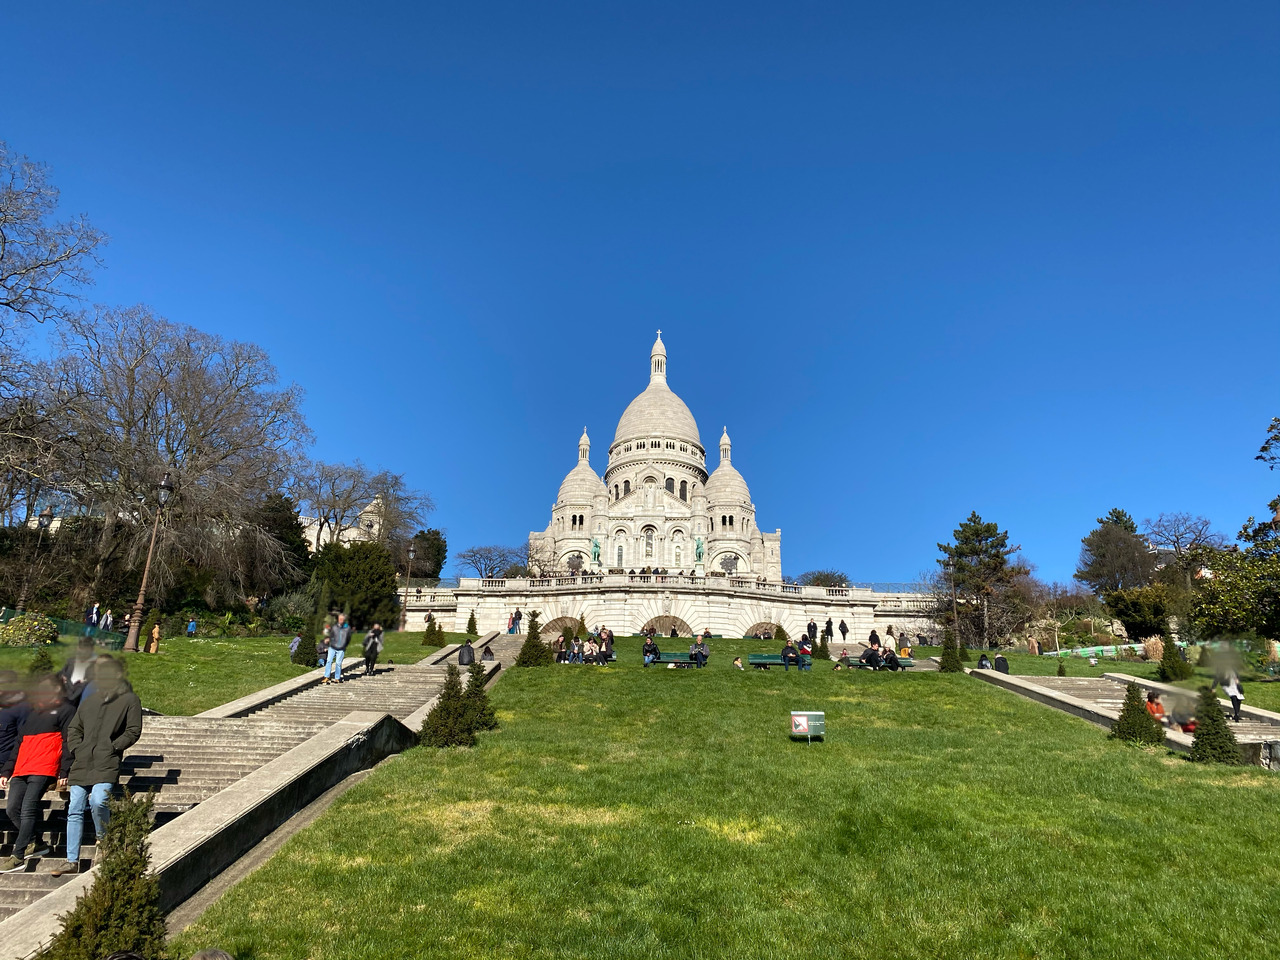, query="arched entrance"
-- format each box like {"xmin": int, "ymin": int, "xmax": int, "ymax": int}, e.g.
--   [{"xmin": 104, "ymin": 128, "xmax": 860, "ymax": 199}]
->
[
  {"xmin": 745, "ymin": 621, "xmax": 785, "ymax": 640},
  {"xmin": 640, "ymin": 615, "xmax": 693, "ymax": 638},
  {"xmin": 541, "ymin": 616, "xmax": 586, "ymax": 639}
]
